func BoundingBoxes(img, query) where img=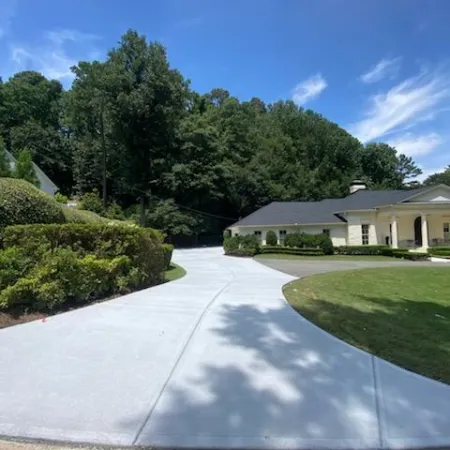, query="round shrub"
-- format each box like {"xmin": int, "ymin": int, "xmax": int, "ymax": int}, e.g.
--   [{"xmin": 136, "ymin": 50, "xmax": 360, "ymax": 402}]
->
[
  {"xmin": 0, "ymin": 178, "xmax": 65, "ymax": 228},
  {"xmin": 265, "ymin": 230, "xmax": 277, "ymax": 246}
]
